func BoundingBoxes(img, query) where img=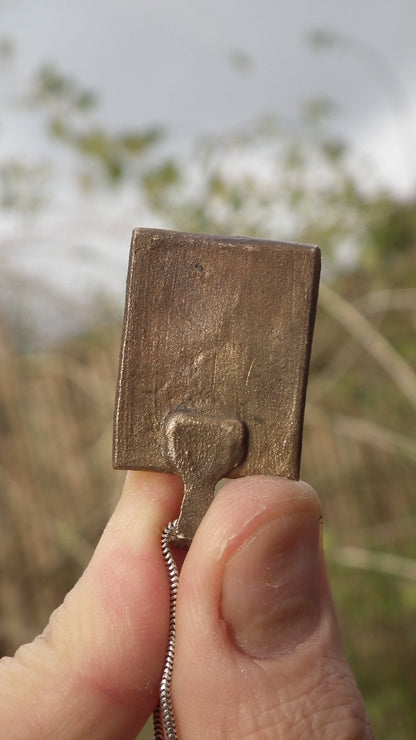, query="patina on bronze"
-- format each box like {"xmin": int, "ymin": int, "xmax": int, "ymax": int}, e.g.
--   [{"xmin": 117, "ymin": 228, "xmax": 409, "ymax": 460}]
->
[{"xmin": 113, "ymin": 228, "xmax": 320, "ymax": 547}]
